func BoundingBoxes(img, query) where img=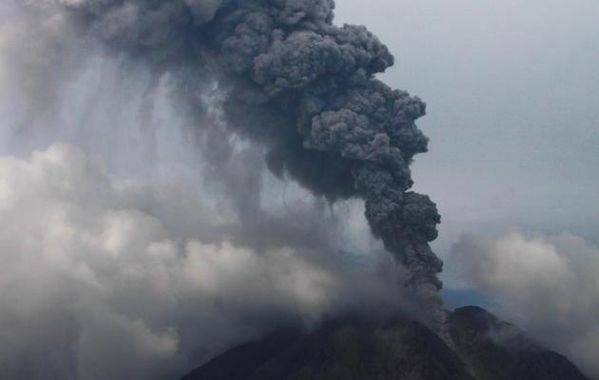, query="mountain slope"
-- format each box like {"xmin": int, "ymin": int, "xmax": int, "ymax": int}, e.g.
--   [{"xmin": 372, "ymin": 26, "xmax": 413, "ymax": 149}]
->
[
  {"xmin": 182, "ymin": 306, "xmax": 589, "ymax": 380},
  {"xmin": 449, "ymin": 306, "xmax": 587, "ymax": 380}
]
